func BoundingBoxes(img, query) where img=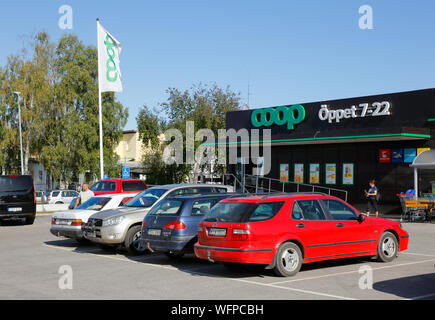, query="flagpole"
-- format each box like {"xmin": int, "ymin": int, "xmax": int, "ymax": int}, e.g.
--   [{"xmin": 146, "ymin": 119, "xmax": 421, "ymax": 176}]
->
[{"xmin": 97, "ymin": 18, "xmax": 104, "ymax": 180}]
